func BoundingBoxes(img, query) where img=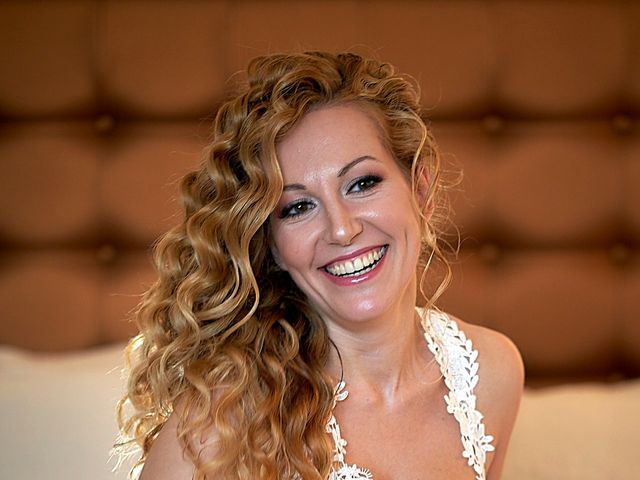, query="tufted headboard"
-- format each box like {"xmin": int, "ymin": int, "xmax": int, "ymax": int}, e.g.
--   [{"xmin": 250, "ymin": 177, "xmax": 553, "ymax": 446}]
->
[{"xmin": 1, "ymin": 0, "xmax": 638, "ymax": 386}]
